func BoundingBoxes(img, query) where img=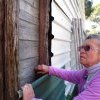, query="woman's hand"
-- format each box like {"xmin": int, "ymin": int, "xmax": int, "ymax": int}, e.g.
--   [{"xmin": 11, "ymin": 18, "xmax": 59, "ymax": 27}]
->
[
  {"xmin": 23, "ymin": 84, "xmax": 35, "ymax": 100},
  {"xmin": 35, "ymin": 64, "xmax": 49, "ymax": 75}
]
